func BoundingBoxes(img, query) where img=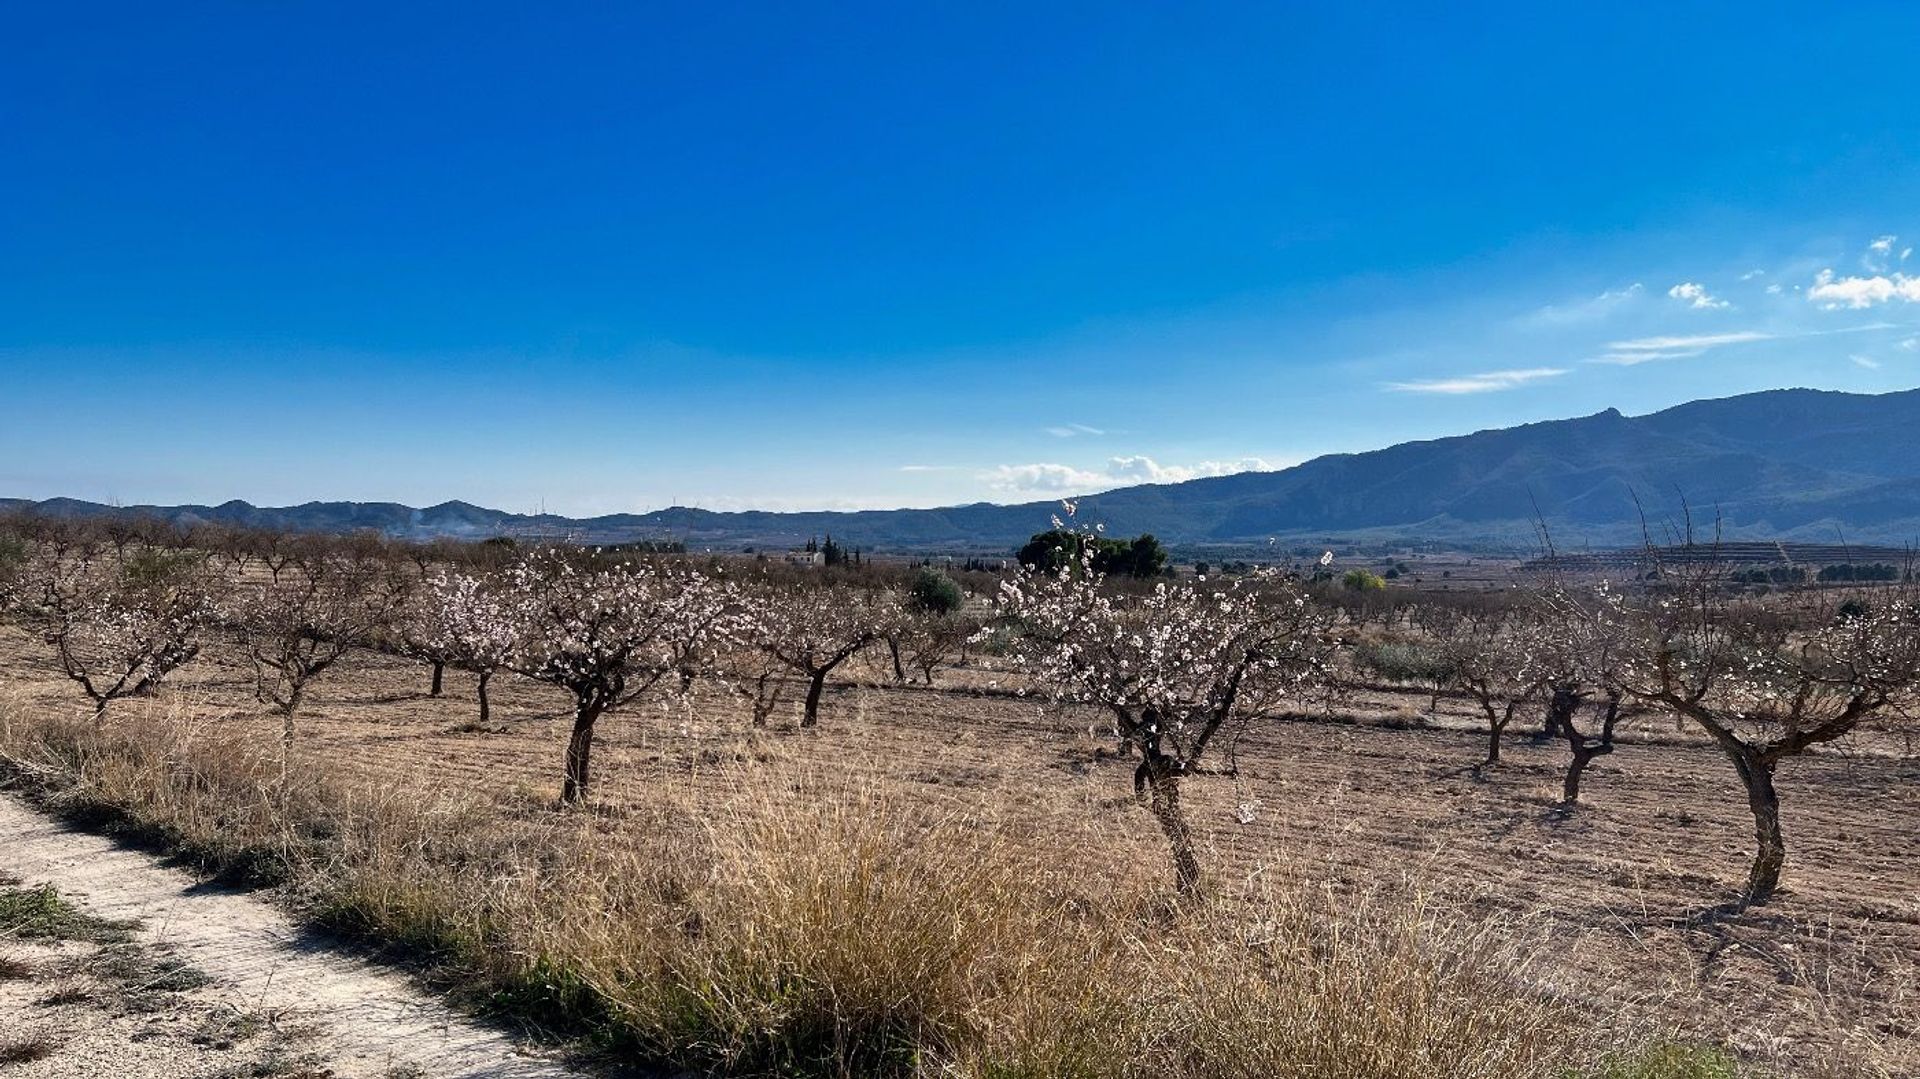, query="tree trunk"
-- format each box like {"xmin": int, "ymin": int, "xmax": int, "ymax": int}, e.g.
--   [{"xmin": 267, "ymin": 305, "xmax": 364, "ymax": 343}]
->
[
  {"xmin": 886, "ymin": 636, "xmax": 906, "ymax": 683},
  {"xmin": 1541, "ymin": 685, "xmax": 1577, "ymax": 743},
  {"xmin": 1563, "ymin": 746, "xmax": 1595, "ymax": 803},
  {"xmin": 751, "ymin": 671, "xmax": 779, "ymax": 727},
  {"xmin": 1144, "ymin": 768, "xmax": 1202, "ymax": 897},
  {"xmin": 477, "ymin": 669, "xmax": 491, "ymax": 724},
  {"xmin": 1482, "ymin": 702, "xmax": 1510, "ymax": 766},
  {"xmin": 430, "ymin": 660, "xmax": 444, "ymax": 697},
  {"xmin": 801, "ymin": 669, "xmax": 827, "ymax": 728},
  {"xmin": 1555, "ymin": 687, "xmax": 1617, "ymax": 805},
  {"xmin": 1733, "ymin": 751, "xmax": 1786, "ymax": 903},
  {"xmin": 561, "ymin": 702, "xmax": 602, "ymax": 804}
]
